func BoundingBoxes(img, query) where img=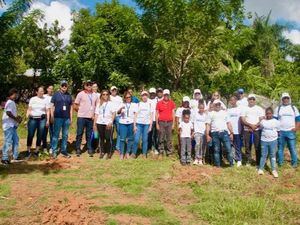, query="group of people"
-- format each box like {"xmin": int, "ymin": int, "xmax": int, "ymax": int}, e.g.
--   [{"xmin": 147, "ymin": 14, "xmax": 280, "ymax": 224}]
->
[{"xmin": 1, "ymin": 81, "xmax": 299, "ymax": 178}]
